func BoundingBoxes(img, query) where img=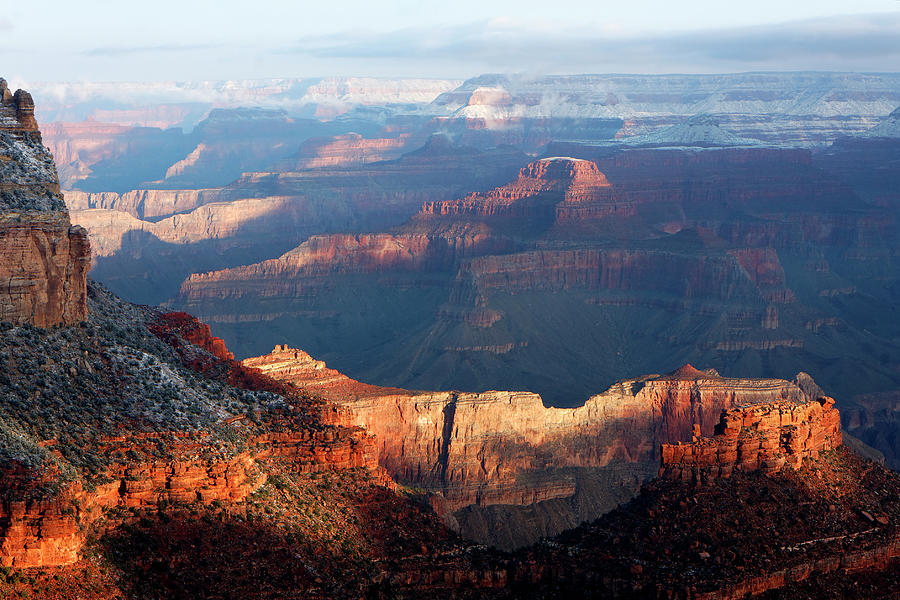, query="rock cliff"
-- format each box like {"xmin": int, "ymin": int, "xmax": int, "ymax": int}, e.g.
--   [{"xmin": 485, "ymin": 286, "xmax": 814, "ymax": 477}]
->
[
  {"xmin": 420, "ymin": 157, "xmax": 612, "ymax": 218},
  {"xmin": 174, "ymin": 144, "xmax": 900, "ymax": 410},
  {"xmin": 0, "ymin": 79, "xmax": 90, "ymax": 327},
  {"xmin": 246, "ymin": 346, "xmax": 821, "ymax": 547},
  {"xmin": 660, "ymin": 394, "xmax": 842, "ymax": 482}
]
